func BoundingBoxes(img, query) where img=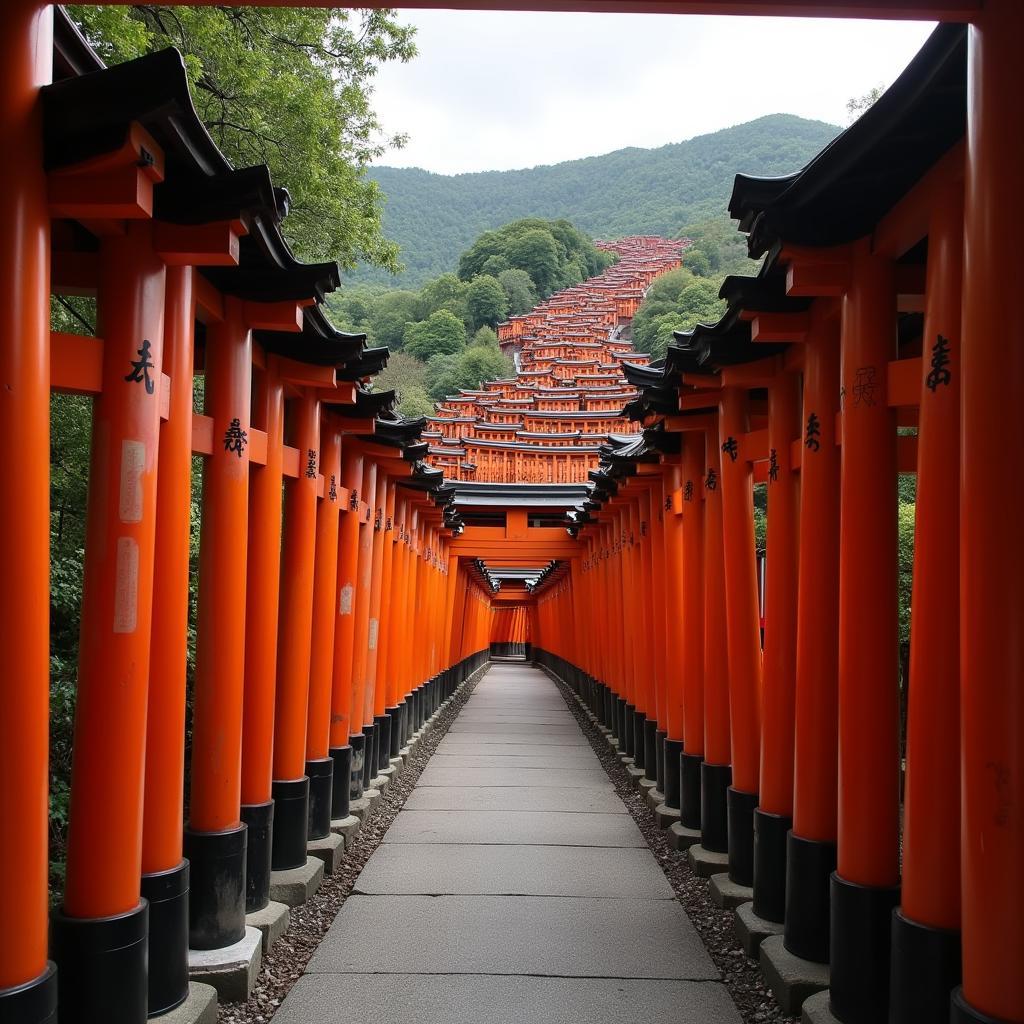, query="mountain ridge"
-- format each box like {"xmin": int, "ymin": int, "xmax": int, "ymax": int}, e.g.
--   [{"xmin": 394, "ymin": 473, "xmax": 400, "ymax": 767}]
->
[{"xmin": 351, "ymin": 113, "xmax": 840, "ymax": 287}]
